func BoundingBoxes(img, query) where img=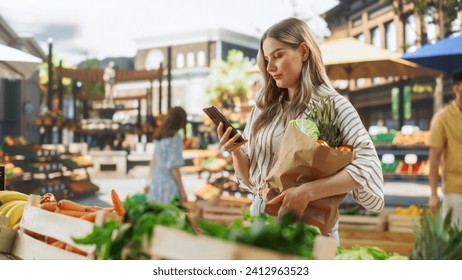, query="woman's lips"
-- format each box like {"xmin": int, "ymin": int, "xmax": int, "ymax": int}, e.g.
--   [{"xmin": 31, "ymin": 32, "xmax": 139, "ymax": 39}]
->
[{"xmin": 273, "ymin": 74, "xmax": 282, "ymax": 80}]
